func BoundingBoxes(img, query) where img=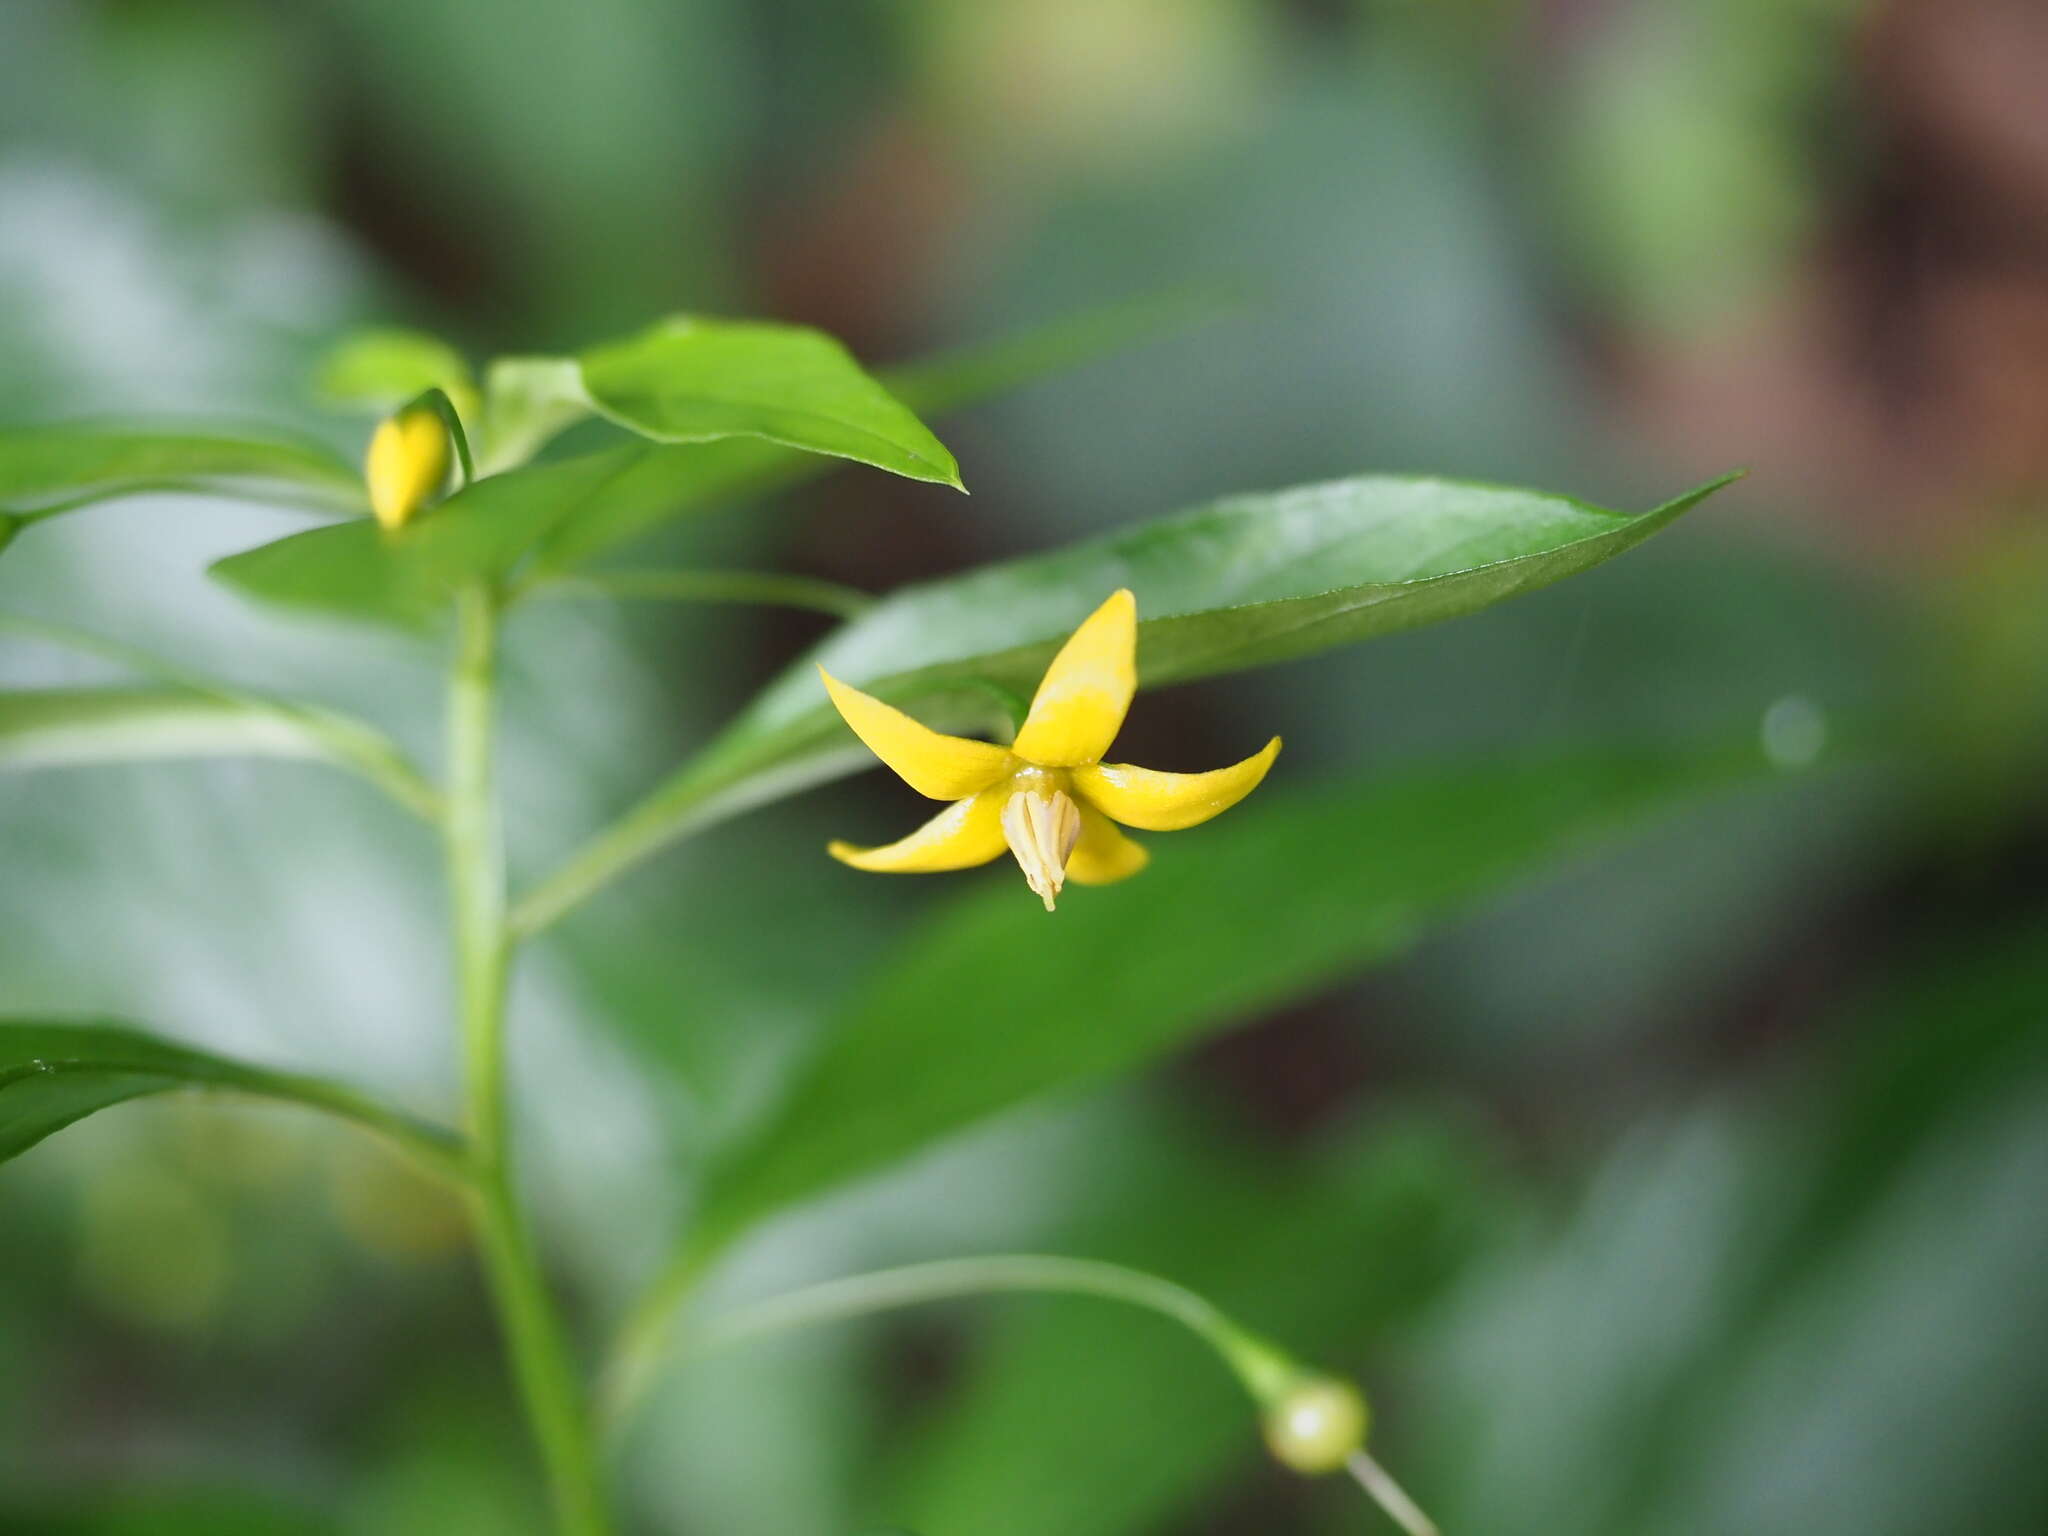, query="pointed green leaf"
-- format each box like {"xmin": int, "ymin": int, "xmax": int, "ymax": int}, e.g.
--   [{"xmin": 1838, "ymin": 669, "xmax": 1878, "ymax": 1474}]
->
[
  {"xmin": 0, "ymin": 1020, "xmax": 460, "ymax": 1169},
  {"xmin": 683, "ymin": 743, "xmax": 1765, "ymax": 1250},
  {"xmin": 207, "ymin": 518, "xmax": 423, "ymax": 626},
  {"xmin": 579, "ymin": 315, "xmax": 963, "ymax": 491},
  {"xmin": 515, "ymin": 473, "xmax": 1738, "ymax": 934},
  {"xmin": 0, "ymin": 426, "xmax": 363, "ymax": 522}
]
